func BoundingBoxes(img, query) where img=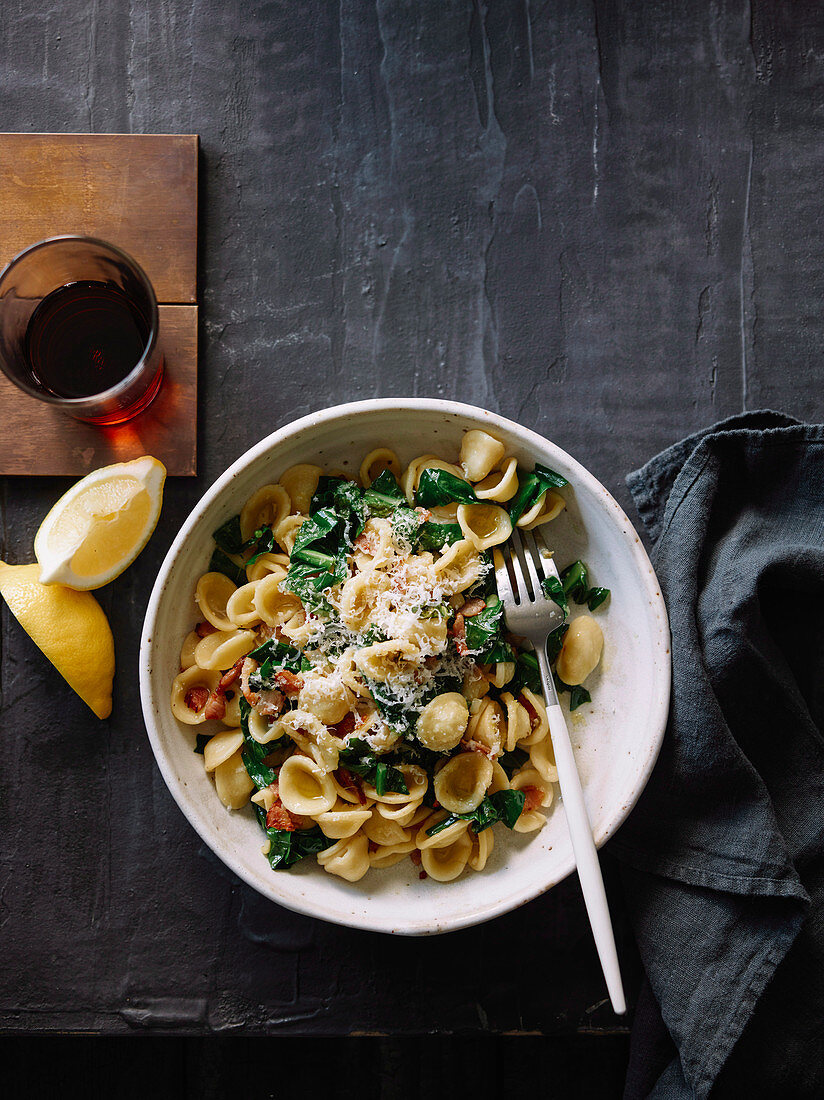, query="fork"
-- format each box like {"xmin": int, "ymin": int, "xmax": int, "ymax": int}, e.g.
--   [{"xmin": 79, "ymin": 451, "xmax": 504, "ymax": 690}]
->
[{"xmin": 495, "ymin": 529, "xmax": 626, "ymax": 1015}]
